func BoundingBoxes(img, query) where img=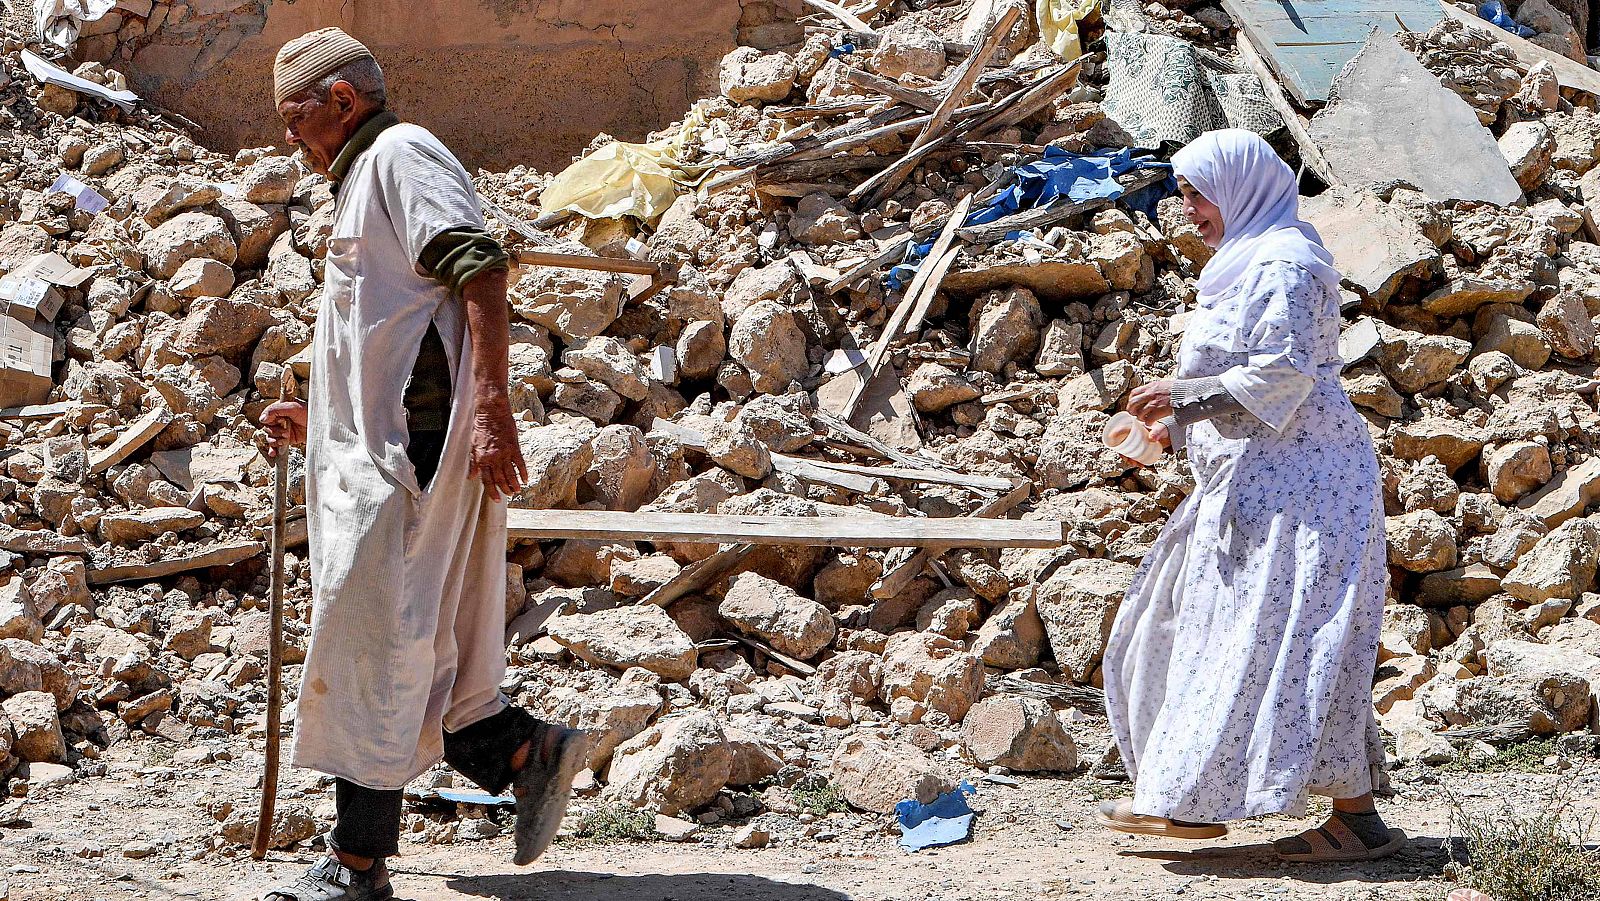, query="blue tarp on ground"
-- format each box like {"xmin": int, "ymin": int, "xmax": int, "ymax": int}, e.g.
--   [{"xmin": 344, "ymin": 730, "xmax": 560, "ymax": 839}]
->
[
  {"xmin": 886, "ymin": 147, "xmax": 1174, "ymax": 288},
  {"xmin": 896, "ymin": 781, "xmax": 978, "ymax": 851}
]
